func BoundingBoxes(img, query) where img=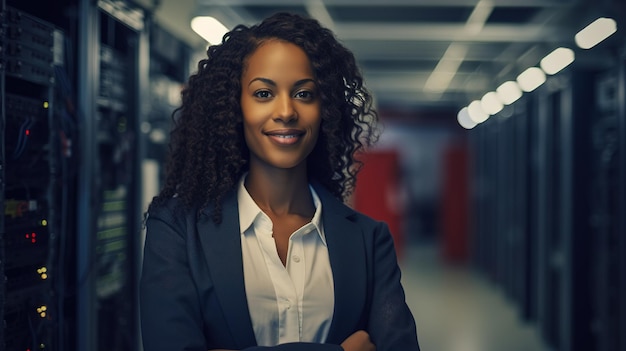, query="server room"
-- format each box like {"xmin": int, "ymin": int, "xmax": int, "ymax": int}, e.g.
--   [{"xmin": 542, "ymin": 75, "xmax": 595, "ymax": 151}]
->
[{"xmin": 1, "ymin": 0, "xmax": 625, "ymax": 350}]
